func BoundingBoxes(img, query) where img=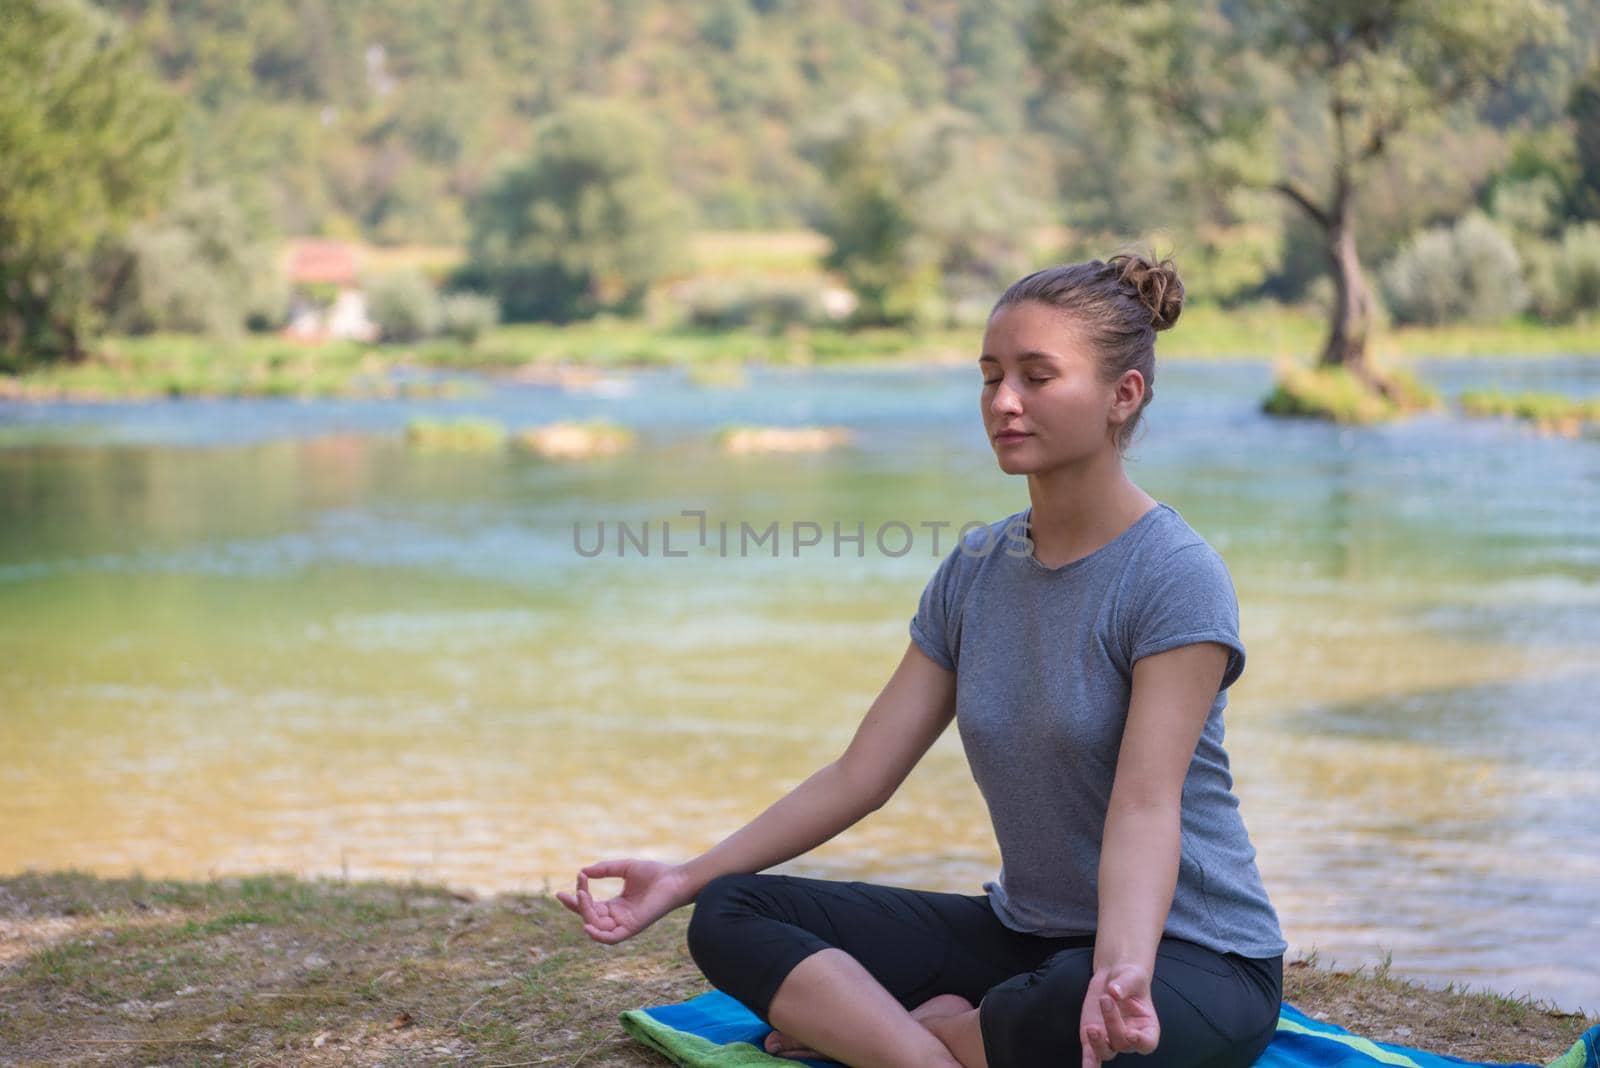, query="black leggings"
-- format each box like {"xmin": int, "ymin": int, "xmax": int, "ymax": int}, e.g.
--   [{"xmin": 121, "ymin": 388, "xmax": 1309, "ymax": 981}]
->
[{"xmin": 686, "ymin": 873, "xmax": 1282, "ymax": 1068}]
